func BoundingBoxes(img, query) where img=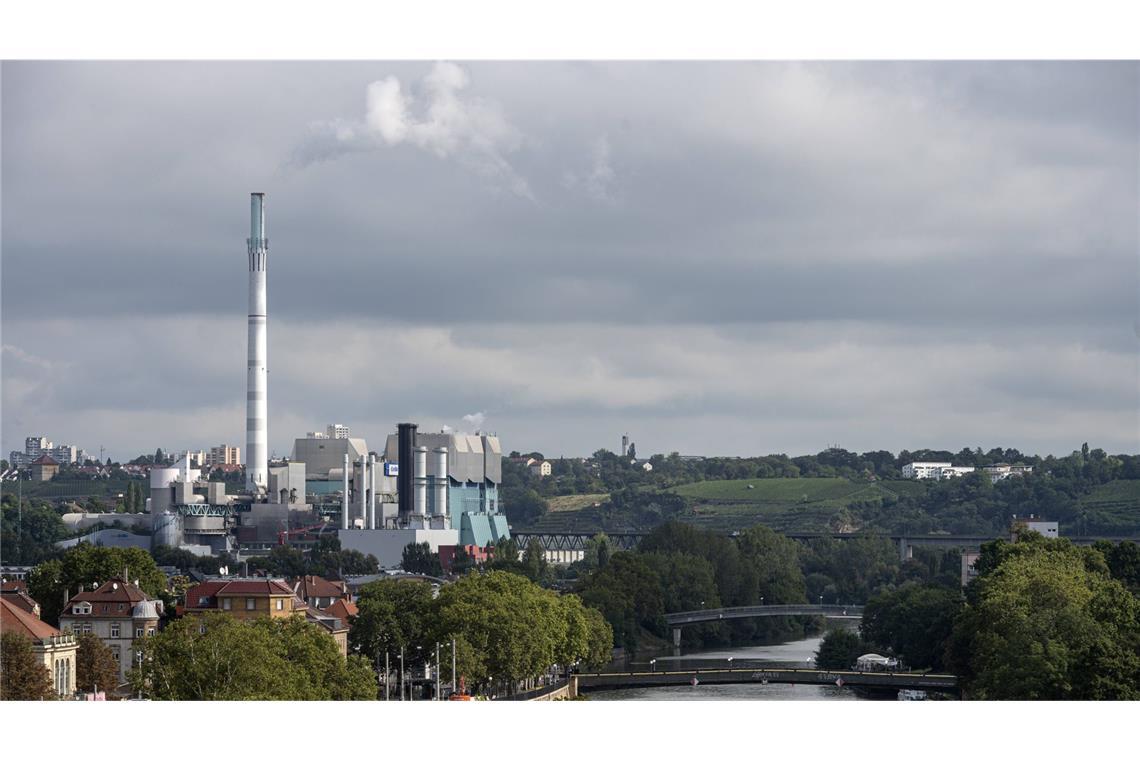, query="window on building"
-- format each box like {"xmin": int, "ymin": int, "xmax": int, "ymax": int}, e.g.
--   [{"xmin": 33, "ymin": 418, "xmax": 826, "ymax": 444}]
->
[
  {"xmin": 83, "ymin": 623, "xmax": 92, "ymax": 634},
  {"xmin": 246, "ymin": 598, "xmax": 256, "ymax": 610},
  {"xmin": 135, "ymin": 627, "xmax": 144, "ymax": 639},
  {"xmin": 147, "ymin": 628, "xmax": 155, "ymax": 636},
  {"xmin": 275, "ymin": 599, "xmax": 283, "ymax": 611},
  {"xmin": 110, "ymin": 623, "xmax": 120, "ymax": 638},
  {"xmin": 111, "ymin": 645, "xmax": 120, "ymax": 662},
  {"xmin": 118, "ymin": 604, "xmax": 124, "ymax": 611},
  {"xmin": 222, "ymin": 597, "xmax": 231, "ymax": 610}
]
